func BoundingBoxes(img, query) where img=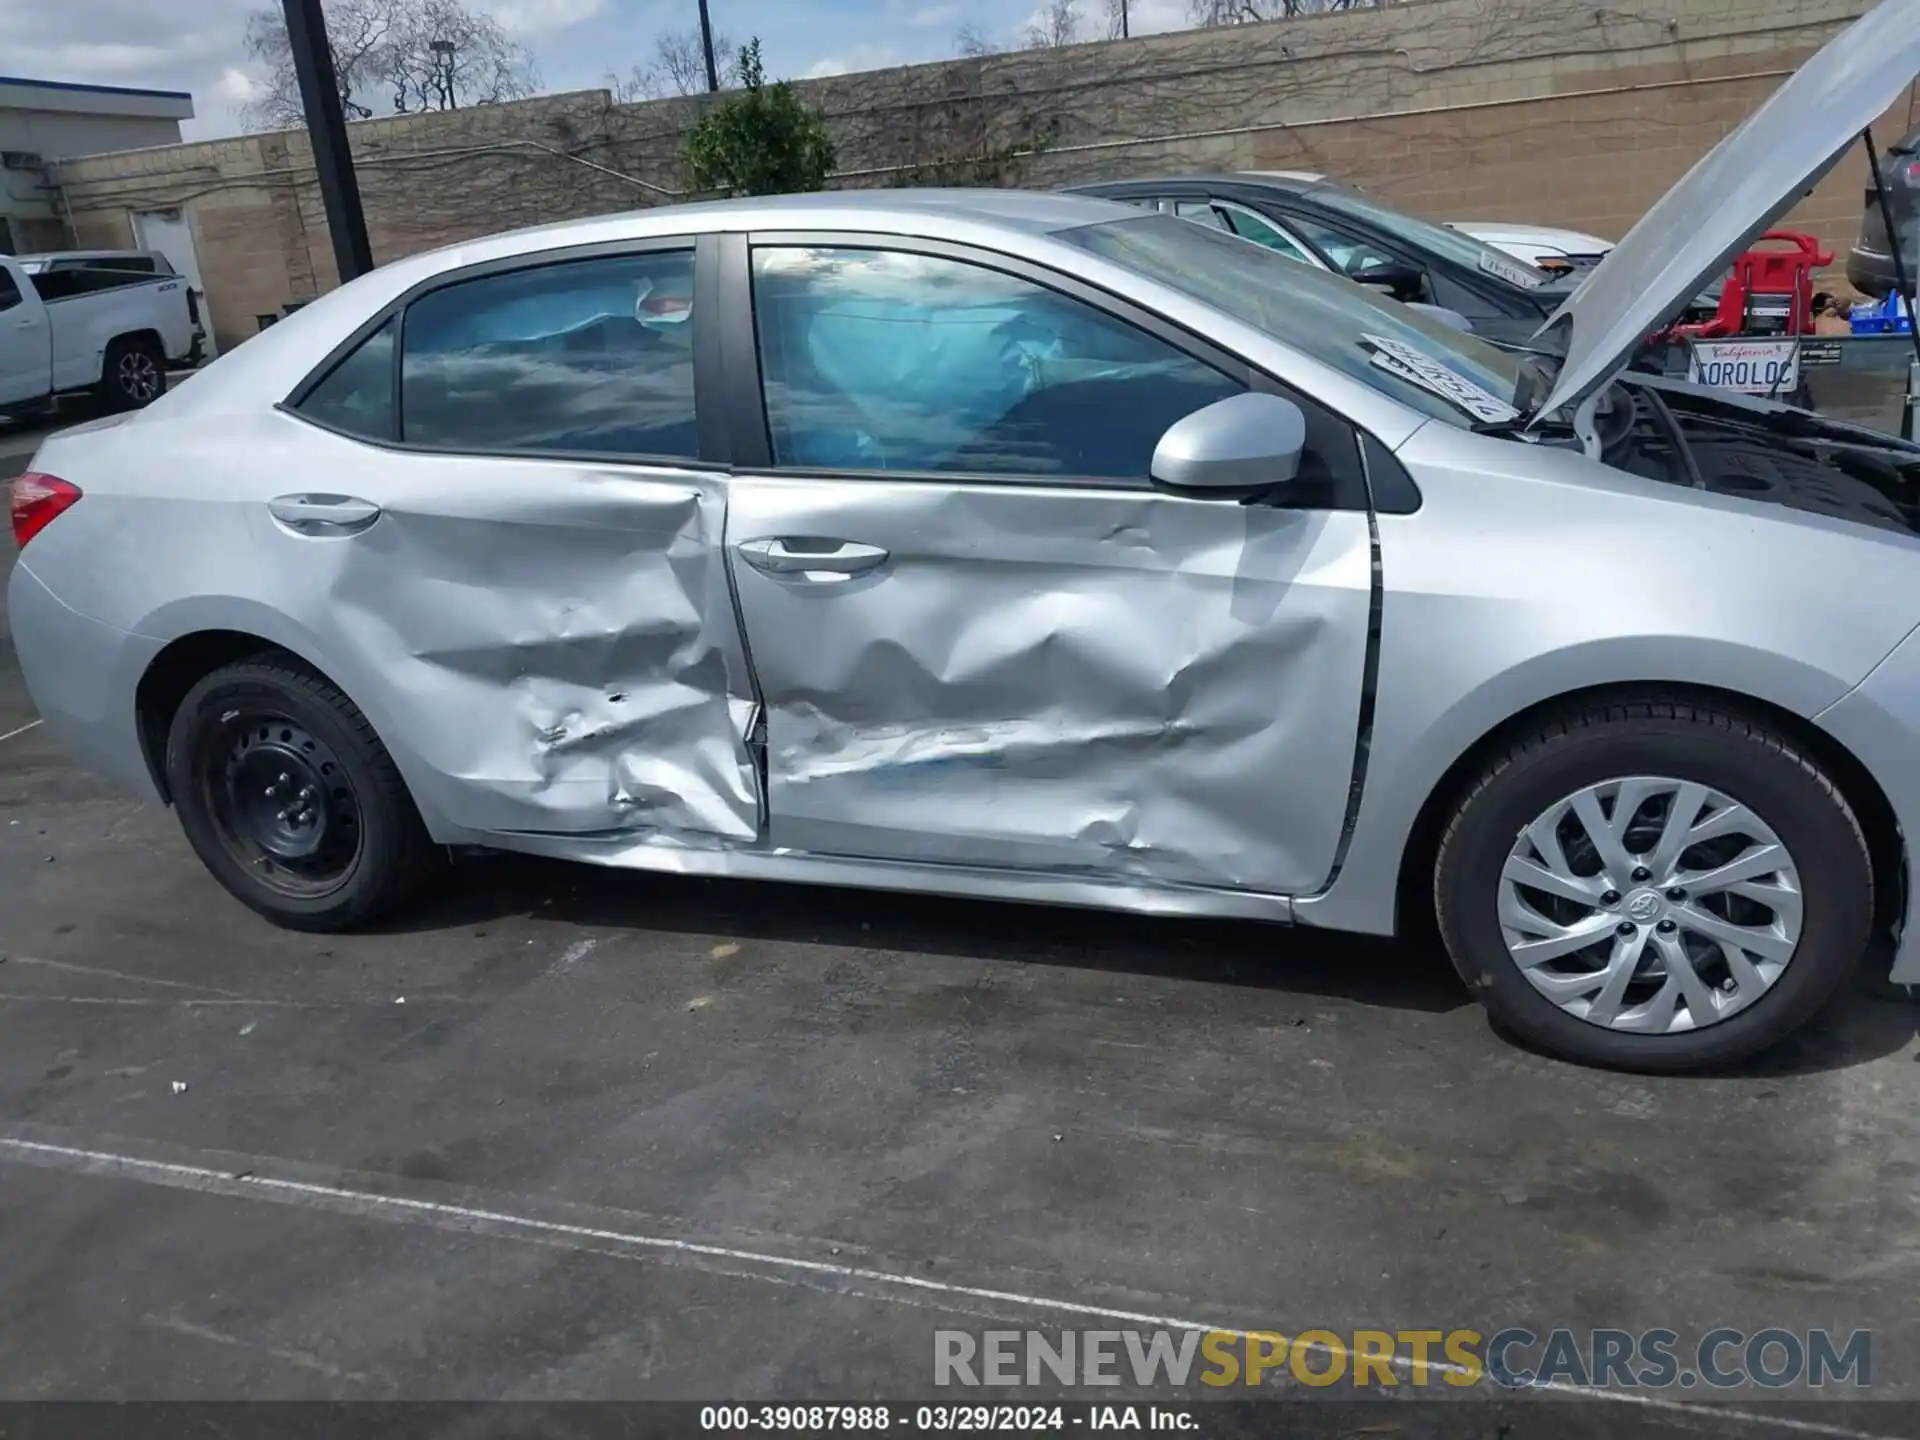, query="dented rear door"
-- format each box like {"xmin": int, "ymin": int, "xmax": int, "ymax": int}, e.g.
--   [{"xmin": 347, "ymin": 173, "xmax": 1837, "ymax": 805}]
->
[
  {"xmin": 723, "ymin": 240, "xmax": 1372, "ymax": 894},
  {"xmin": 261, "ymin": 239, "xmax": 761, "ymax": 844}
]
